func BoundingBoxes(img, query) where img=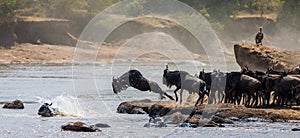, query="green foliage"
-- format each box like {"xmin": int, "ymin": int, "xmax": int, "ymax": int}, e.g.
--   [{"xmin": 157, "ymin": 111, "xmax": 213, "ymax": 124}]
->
[
  {"xmin": 86, "ymin": 0, "xmax": 120, "ymax": 14},
  {"xmin": 277, "ymin": 0, "xmax": 300, "ymax": 30},
  {"xmin": 238, "ymin": 0, "xmax": 283, "ymax": 14},
  {"xmin": 0, "ymin": 0, "xmax": 18, "ymax": 17},
  {"xmin": 179, "ymin": 0, "xmax": 241, "ymax": 30},
  {"xmin": 123, "ymin": 0, "xmax": 145, "ymax": 17},
  {"xmin": 1, "ymin": 0, "xmax": 299, "ymax": 31}
]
